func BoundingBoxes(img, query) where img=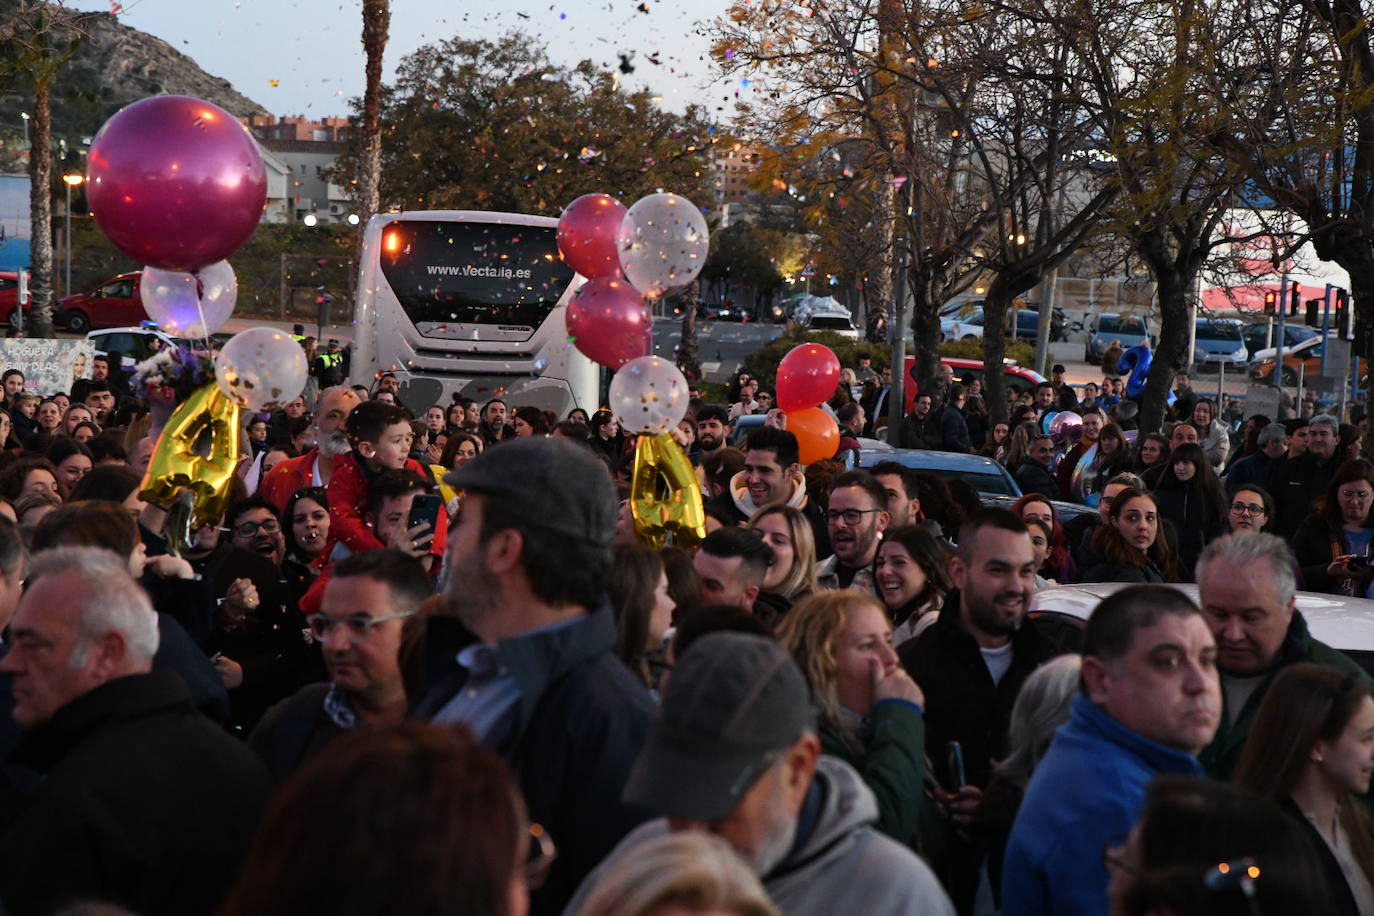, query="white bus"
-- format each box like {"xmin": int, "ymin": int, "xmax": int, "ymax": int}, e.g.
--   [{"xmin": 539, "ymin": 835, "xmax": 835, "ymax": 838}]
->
[{"xmin": 351, "ymin": 210, "xmax": 600, "ymax": 417}]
